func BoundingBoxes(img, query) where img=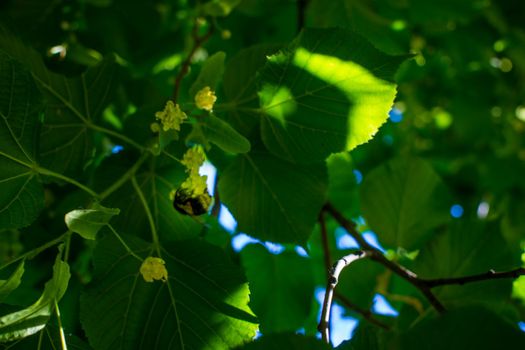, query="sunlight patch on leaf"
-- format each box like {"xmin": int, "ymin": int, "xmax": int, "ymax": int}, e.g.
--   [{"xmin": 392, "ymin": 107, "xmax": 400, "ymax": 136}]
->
[{"xmin": 258, "ymin": 28, "xmax": 407, "ymax": 163}]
